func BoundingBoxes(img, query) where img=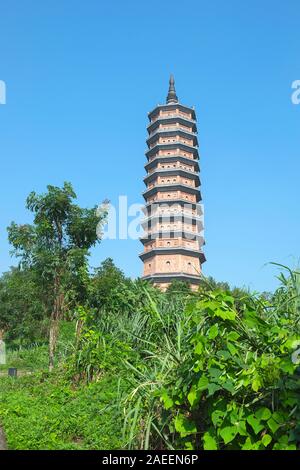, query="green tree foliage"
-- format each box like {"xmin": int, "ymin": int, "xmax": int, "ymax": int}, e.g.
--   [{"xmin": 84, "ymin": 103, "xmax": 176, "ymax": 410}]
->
[
  {"xmin": 88, "ymin": 258, "xmax": 162, "ymax": 316},
  {"xmin": 88, "ymin": 258, "xmax": 127, "ymax": 311},
  {"xmin": 0, "ymin": 267, "xmax": 47, "ymax": 345},
  {"xmin": 7, "ymin": 182, "xmax": 107, "ymax": 369},
  {"xmin": 166, "ymin": 280, "xmax": 191, "ymax": 296}
]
